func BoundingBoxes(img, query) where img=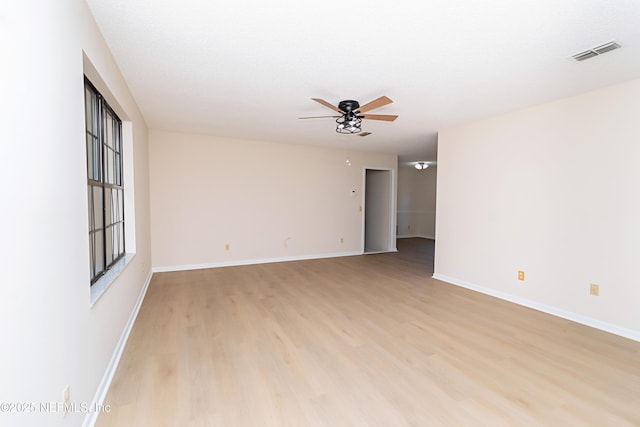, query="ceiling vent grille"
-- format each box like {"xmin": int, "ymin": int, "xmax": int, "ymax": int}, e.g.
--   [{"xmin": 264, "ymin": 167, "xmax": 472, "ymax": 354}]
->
[
  {"xmin": 593, "ymin": 41, "xmax": 621, "ymax": 54},
  {"xmin": 572, "ymin": 41, "xmax": 621, "ymax": 62}
]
